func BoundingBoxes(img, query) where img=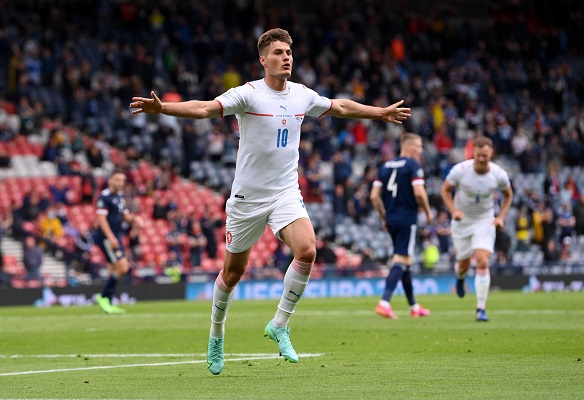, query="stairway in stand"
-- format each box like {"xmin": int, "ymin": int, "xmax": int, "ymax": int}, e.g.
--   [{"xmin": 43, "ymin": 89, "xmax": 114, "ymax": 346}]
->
[{"xmin": 1, "ymin": 235, "xmax": 67, "ymax": 281}]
